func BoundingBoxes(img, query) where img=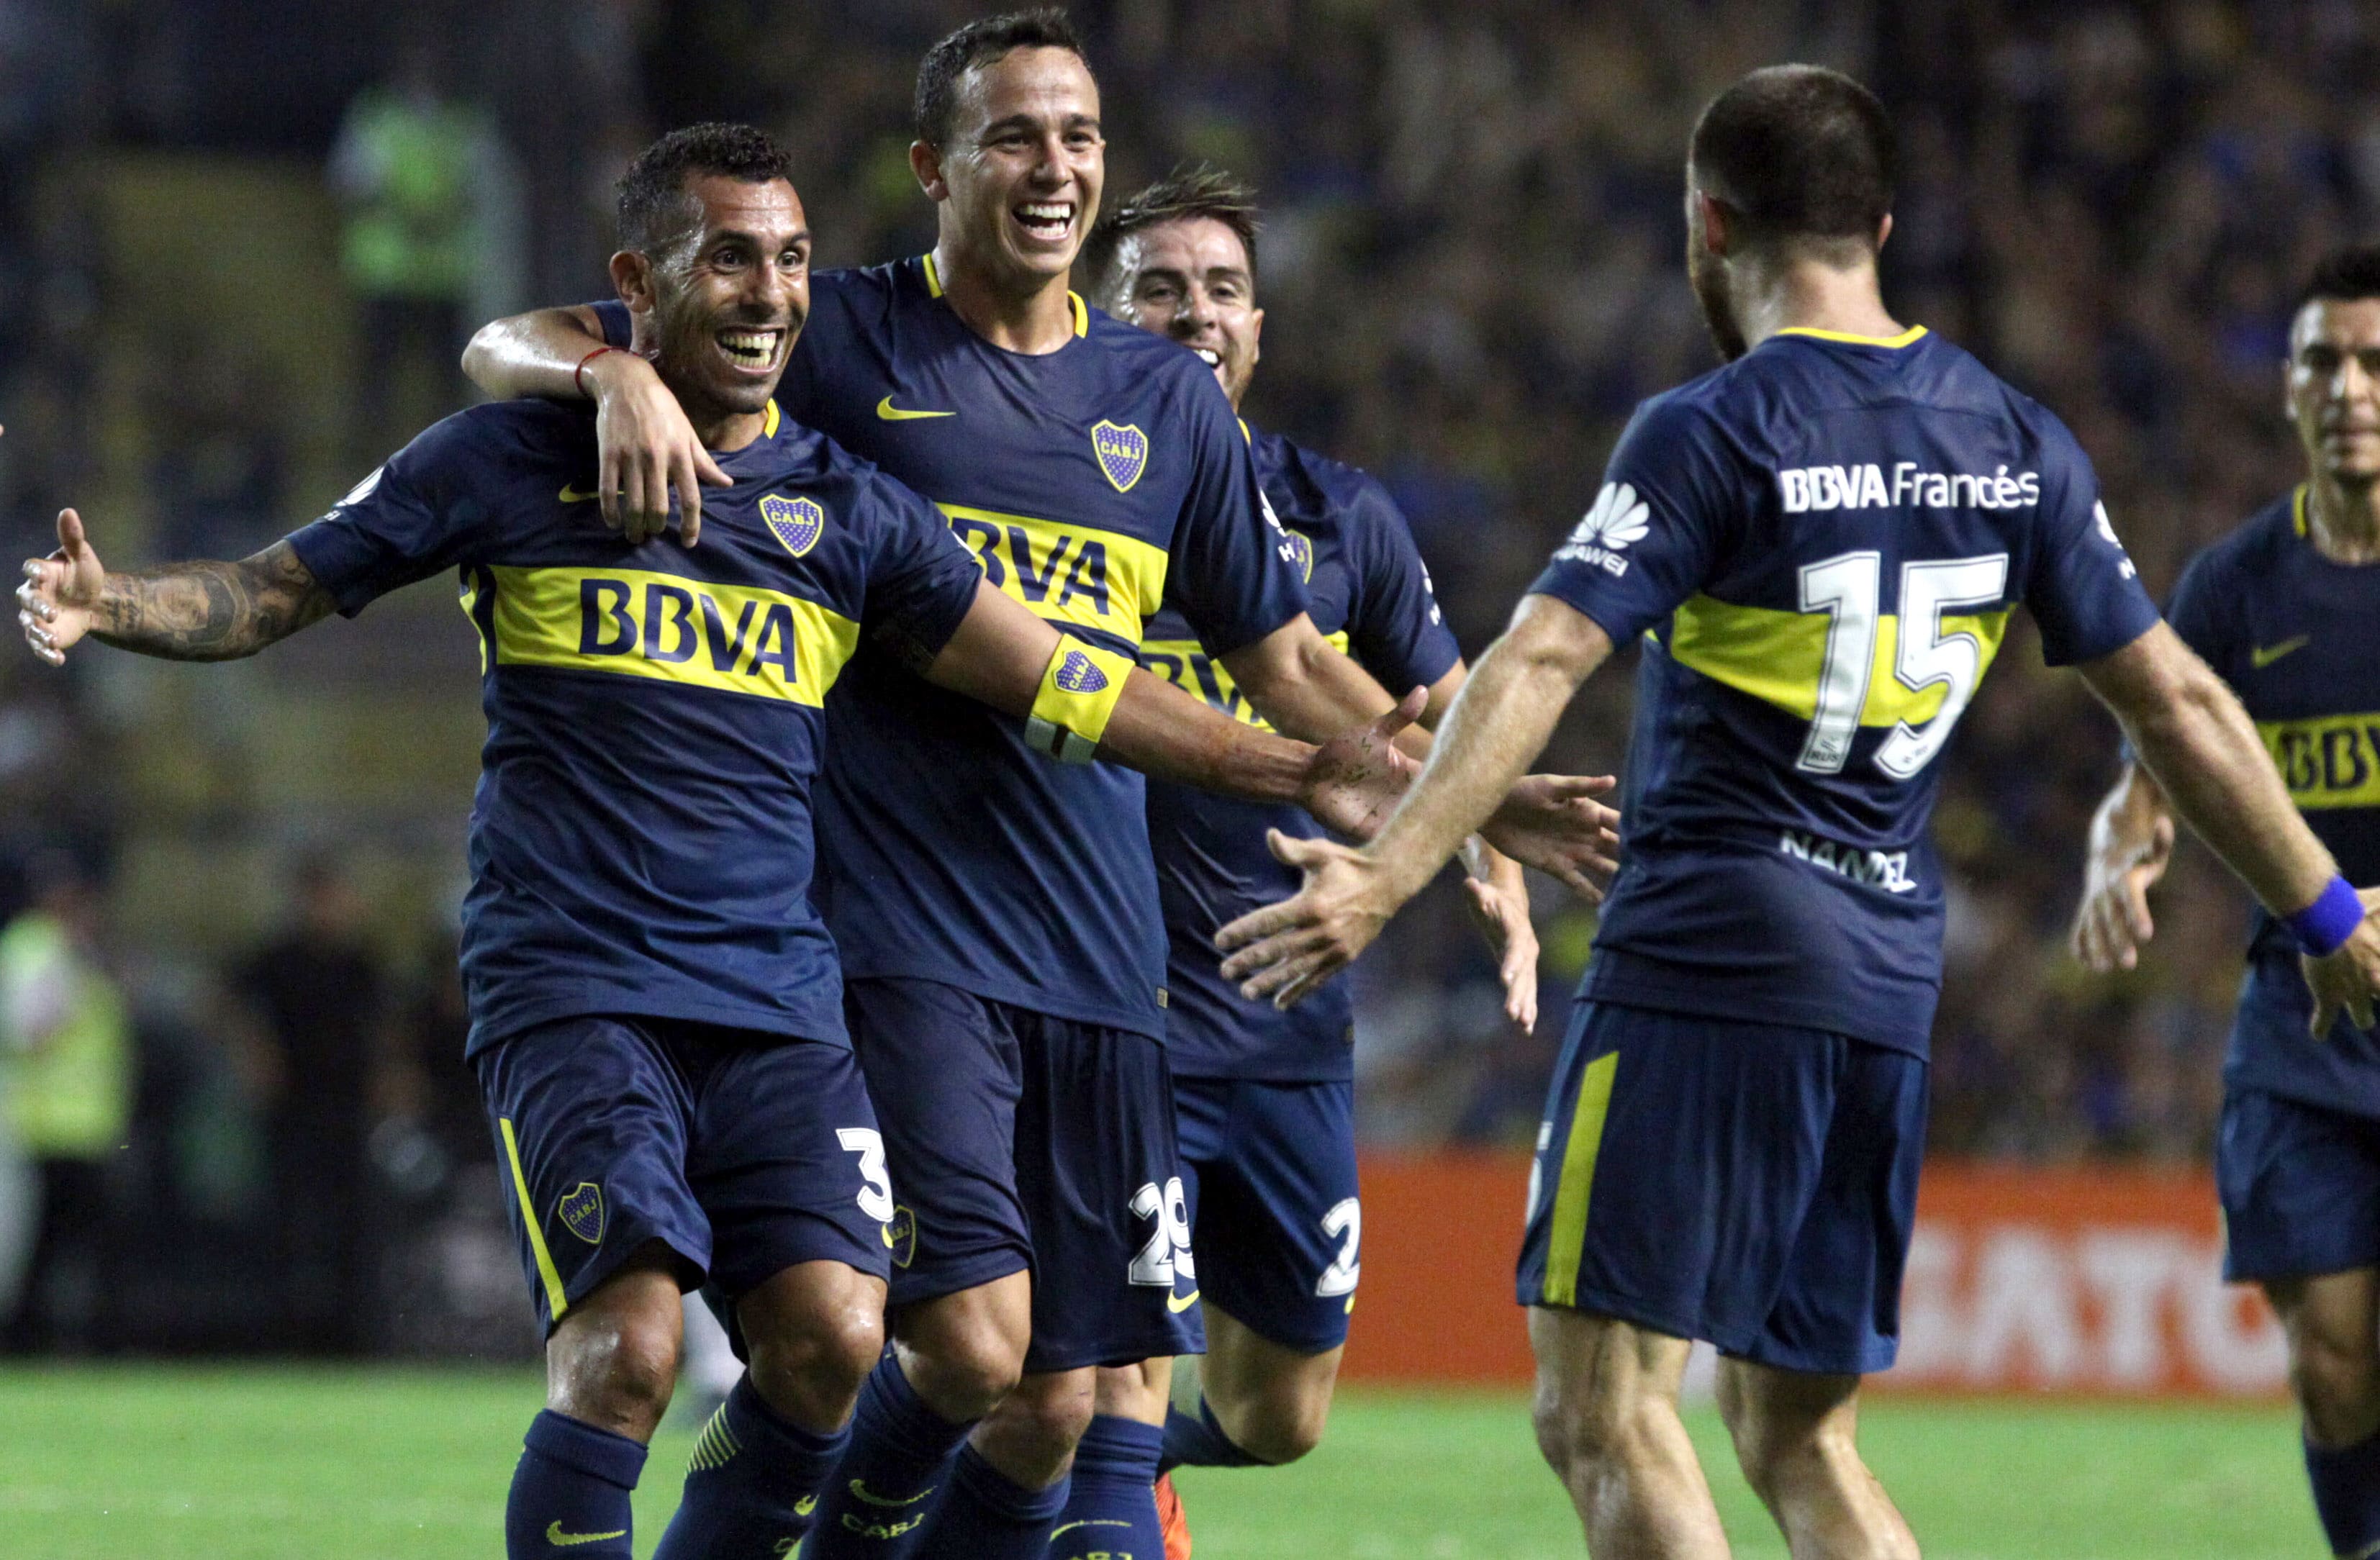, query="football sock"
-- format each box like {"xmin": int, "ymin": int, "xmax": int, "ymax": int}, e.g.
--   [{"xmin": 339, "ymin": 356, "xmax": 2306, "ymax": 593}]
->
[
  {"xmin": 1048, "ymin": 1414, "xmax": 1165, "ymax": 1560},
  {"xmin": 651, "ymin": 1375, "xmax": 849, "ymax": 1560},
  {"xmin": 805, "ymin": 1353, "xmax": 974, "ymax": 1559},
  {"xmin": 1158, "ymin": 1398, "xmax": 1268, "ymax": 1474},
  {"xmin": 914, "ymin": 1443, "xmax": 1072, "ymax": 1560},
  {"xmin": 504, "ymin": 1409, "xmax": 646, "ymax": 1560},
  {"xmin": 2304, "ymin": 1429, "xmax": 2380, "ymax": 1556}
]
